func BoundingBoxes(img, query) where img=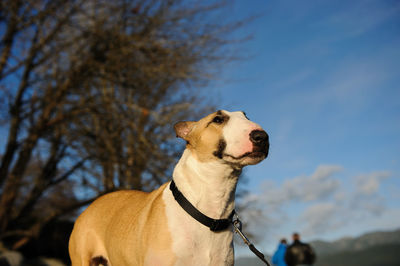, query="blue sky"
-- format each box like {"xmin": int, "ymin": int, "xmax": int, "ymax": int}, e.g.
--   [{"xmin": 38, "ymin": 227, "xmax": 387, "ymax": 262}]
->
[{"xmin": 210, "ymin": 0, "xmax": 400, "ymax": 256}]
